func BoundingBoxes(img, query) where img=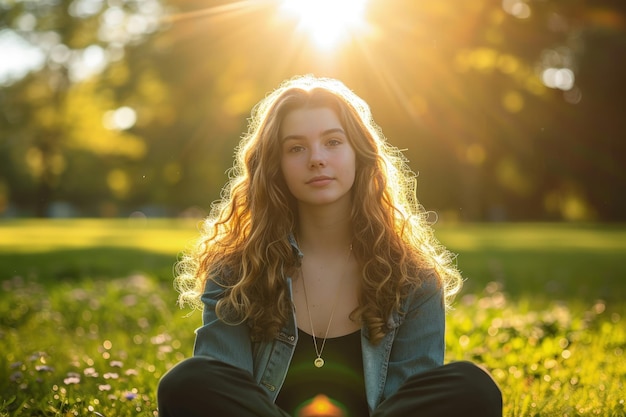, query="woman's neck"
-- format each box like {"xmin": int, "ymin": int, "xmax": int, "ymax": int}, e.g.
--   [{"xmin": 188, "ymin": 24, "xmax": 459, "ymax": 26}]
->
[{"xmin": 296, "ymin": 205, "xmax": 352, "ymax": 254}]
